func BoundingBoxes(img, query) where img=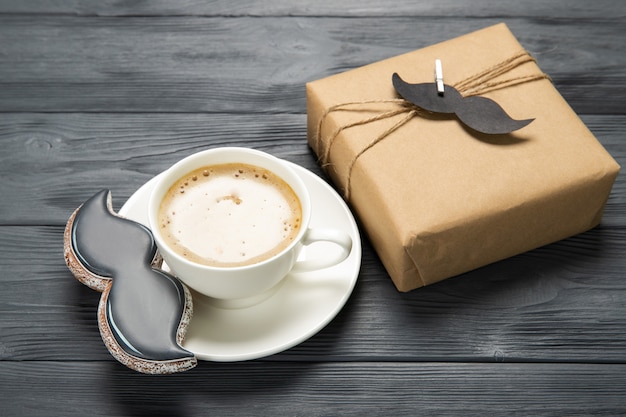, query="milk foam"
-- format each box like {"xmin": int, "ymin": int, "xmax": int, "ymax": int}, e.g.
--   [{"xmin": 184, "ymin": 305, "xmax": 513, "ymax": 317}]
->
[{"xmin": 158, "ymin": 163, "xmax": 302, "ymax": 267}]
